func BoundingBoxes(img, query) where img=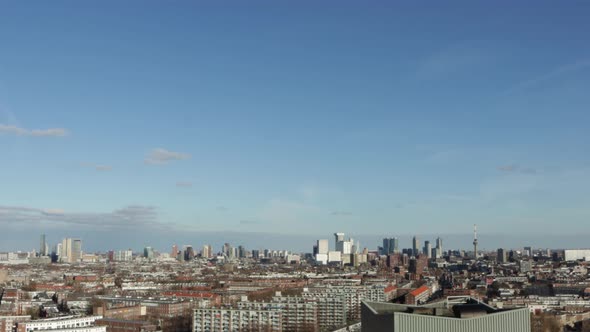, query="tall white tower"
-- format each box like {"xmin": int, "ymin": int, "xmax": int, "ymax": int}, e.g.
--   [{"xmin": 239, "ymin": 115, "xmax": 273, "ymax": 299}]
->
[{"xmin": 473, "ymin": 224, "xmax": 478, "ymax": 259}]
